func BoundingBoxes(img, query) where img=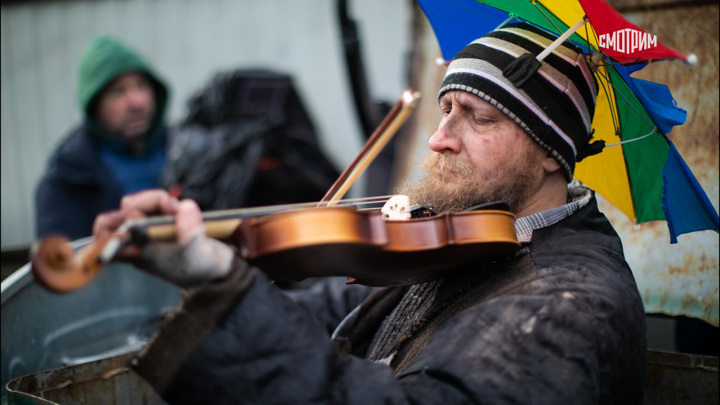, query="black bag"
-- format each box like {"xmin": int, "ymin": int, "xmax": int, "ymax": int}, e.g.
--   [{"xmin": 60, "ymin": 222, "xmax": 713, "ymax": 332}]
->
[{"xmin": 163, "ymin": 69, "xmax": 340, "ymax": 210}]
